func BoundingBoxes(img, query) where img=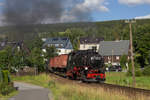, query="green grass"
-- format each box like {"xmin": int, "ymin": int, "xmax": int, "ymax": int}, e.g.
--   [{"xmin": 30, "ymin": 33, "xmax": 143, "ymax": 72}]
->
[
  {"xmin": 12, "ymin": 74, "xmax": 149, "ymax": 100},
  {"xmin": 12, "ymin": 74, "xmax": 51, "ymax": 88},
  {"xmin": 106, "ymin": 72, "xmax": 150, "ymax": 89},
  {"xmin": 0, "ymin": 91, "xmax": 18, "ymax": 100}
]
